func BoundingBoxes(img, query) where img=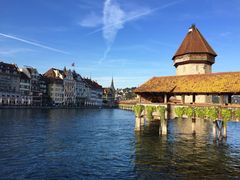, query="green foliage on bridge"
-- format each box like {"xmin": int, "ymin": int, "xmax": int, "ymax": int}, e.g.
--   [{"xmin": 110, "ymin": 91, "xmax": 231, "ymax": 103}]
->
[
  {"xmin": 133, "ymin": 105, "xmax": 144, "ymax": 118},
  {"xmin": 156, "ymin": 106, "xmax": 166, "ymax": 120},
  {"xmin": 175, "ymin": 107, "xmax": 185, "ymax": 118},
  {"xmin": 132, "ymin": 105, "xmax": 240, "ymax": 122},
  {"xmin": 185, "ymin": 107, "xmax": 194, "ymax": 118},
  {"xmin": 145, "ymin": 106, "xmax": 156, "ymax": 121},
  {"xmin": 195, "ymin": 107, "xmax": 206, "ymax": 119},
  {"xmin": 174, "ymin": 106, "xmax": 240, "ymax": 122},
  {"xmin": 221, "ymin": 109, "xmax": 232, "ymax": 125},
  {"xmin": 206, "ymin": 108, "xmax": 219, "ymax": 121},
  {"xmin": 235, "ymin": 109, "xmax": 240, "ymax": 120}
]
